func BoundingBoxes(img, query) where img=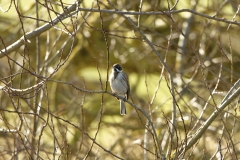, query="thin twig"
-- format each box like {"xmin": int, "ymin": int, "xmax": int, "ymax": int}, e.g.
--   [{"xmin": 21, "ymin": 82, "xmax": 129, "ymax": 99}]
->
[
  {"xmin": 2, "ymin": 7, "xmax": 240, "ymax": 56},
  {"xmin": 0, "ymin": 2, "xmax": 80, "ymax": 57},
  {"xmin": 179, "ymin": 83, "xmax": 240, "ymax": 156}
]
